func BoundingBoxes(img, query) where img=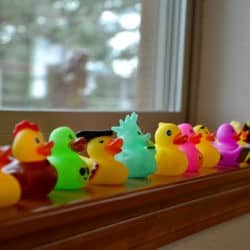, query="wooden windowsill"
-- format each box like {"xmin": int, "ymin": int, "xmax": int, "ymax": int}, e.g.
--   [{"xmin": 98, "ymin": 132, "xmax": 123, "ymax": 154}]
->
[{"xmin": 1, "ymin": 167, "xmax": 250, "ymax": 249}]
